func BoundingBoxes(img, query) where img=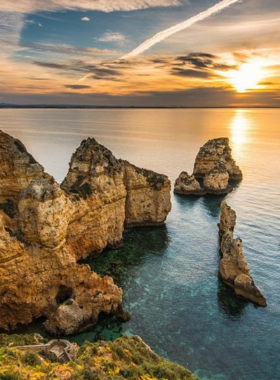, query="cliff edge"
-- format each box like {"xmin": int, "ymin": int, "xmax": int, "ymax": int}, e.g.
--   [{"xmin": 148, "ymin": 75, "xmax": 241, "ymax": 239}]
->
[{"xmin": 0, "ymin": 130, "xmax": 171, "ymax": 334}]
